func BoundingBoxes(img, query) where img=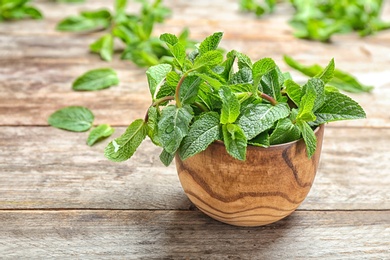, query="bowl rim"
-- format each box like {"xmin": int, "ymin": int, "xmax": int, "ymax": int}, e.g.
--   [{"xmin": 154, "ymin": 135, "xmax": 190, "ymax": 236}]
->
[{"xmin": 213, "ymin": 124, "xmax": 324, "ymax": 151}]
